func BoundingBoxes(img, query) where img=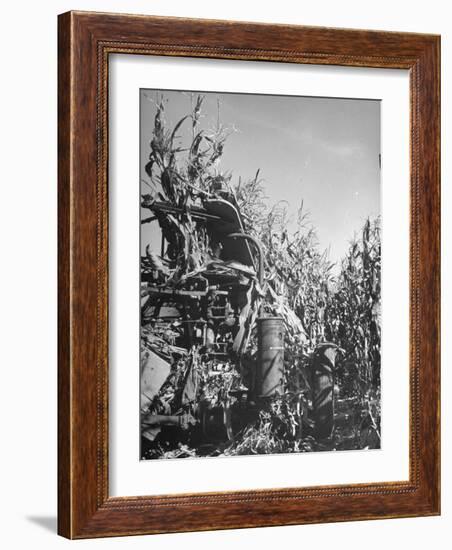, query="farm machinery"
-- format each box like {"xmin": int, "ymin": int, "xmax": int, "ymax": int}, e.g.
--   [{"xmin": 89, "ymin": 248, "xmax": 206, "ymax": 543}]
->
[{"xmin": 140, "ymin": 189, "xmax": 347, "ymax": 456}]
